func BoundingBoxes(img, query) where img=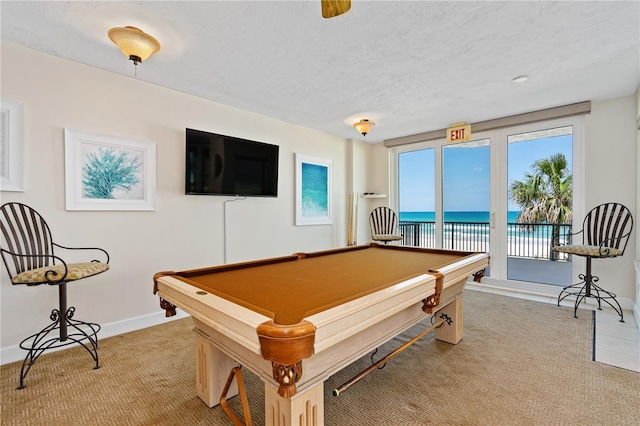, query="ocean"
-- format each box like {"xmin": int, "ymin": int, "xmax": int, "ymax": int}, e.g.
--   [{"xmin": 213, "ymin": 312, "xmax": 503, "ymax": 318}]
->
[
  {"xmin": 399, "ymin": 211, "xmax": 521, "ymax": 223},
  {"xmin": 398, "ymin": 211, "xmax": 569, "ymax": 244}
]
